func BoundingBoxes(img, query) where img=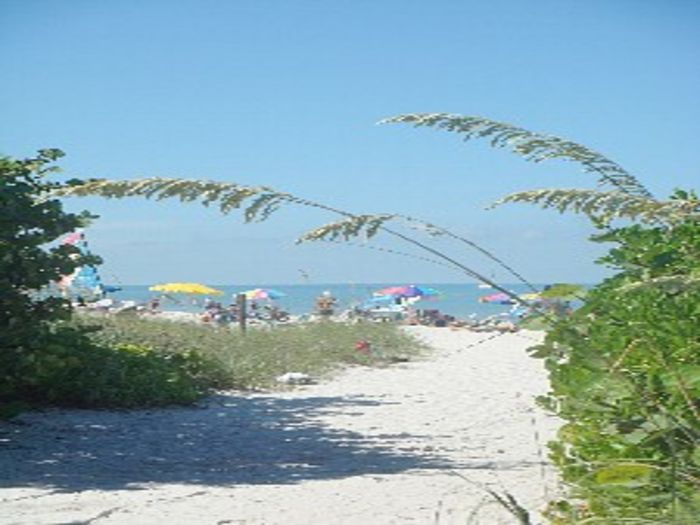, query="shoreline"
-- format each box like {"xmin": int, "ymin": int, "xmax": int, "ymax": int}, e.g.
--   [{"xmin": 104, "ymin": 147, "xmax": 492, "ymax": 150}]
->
[
  {"xmin": 81, "ymin": 282, "xmax": 546, "ymax": 321},
  {"xmin": 81, "ymin": 307, "xmax": 523, "ymax": 333}
]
